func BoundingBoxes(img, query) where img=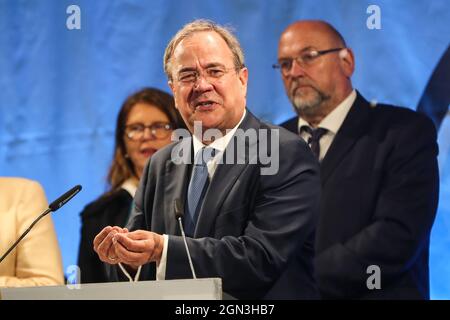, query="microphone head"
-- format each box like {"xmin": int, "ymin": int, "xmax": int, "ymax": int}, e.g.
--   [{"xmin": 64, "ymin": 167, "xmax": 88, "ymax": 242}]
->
[
  {"xmin": 49, "ymin": 185, "xmax": 82, "ymax": 212},
  {"xmin": 174, "ymin": 199, "xmax": 184, "ymax": 220}
]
